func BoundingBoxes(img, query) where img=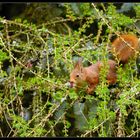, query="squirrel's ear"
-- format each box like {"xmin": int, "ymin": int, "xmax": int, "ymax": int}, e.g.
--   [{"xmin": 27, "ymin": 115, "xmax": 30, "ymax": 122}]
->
[{"xmin": 74, "ymin": 58, "xmax": 83, "ymax": 69}]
